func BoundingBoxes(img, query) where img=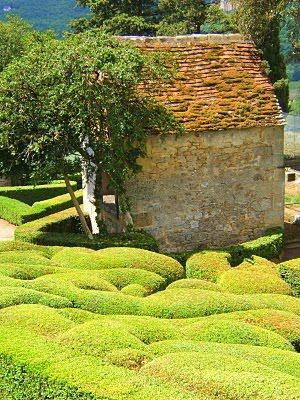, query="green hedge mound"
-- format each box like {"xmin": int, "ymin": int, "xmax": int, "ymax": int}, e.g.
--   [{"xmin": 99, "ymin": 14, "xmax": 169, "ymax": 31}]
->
[
  {"xmin": 182, "ymin": 319, "xmax": 294, "ymax": 351},
  {"xmin": 15, "ymin": 208, "xmax": 159, "ymax": 251},
  {"xmin": 207, "ymin": 309, "xmax": 300, "ymax": 351},
  {"xmin": 279, "ymin": 259, "xmax": 300, "ymax": 297},
  {"xmin": 141, "ymin": 348, "xmax": 300, "ymax": 400},
  {"xmin": 0, "ymin": 181, "xmax": 76, "ymax": 204},
  {"xmin": 0, "ymin": 188, "xmax": 82, "ymax": 225},
  {"xmin": 186, "ymin": 251, "xmax": 231, "ymax": 282},
  {"xmin": 53, "ymin": 247, "xmax": 184, "ymax": 284},
  {"xmin": 0, "ymin": 244, "xmax": 298, "ymax": 400},
  {"xmin": 228, "ymin": 228, "xmax": 284, "ymax": 266},
  {"xmin": 218, "ymin": 259, "xmax": 292, "ymax": 295}
]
